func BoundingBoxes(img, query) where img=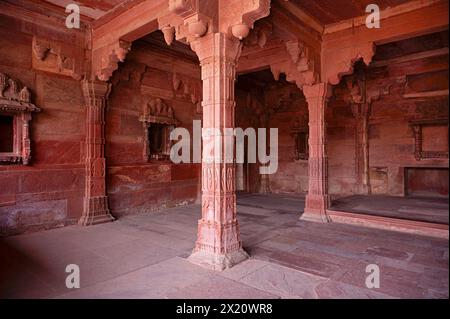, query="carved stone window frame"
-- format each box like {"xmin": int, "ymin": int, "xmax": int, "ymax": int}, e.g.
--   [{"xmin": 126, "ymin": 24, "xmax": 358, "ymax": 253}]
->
[
  {"xmin": 291, "ymin": 125, "xmax": 309, "ymax": 161},
  {"xmin": 409, "ymin": 118, "xmax": 449, "ymax": 161},
  {"xmin": 0, "ymin": 73, "xmax": 40, "ymax": 165},
  {"xmin": 139, "ymin": 97, "xmax": 179, "ymax": 162}
]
